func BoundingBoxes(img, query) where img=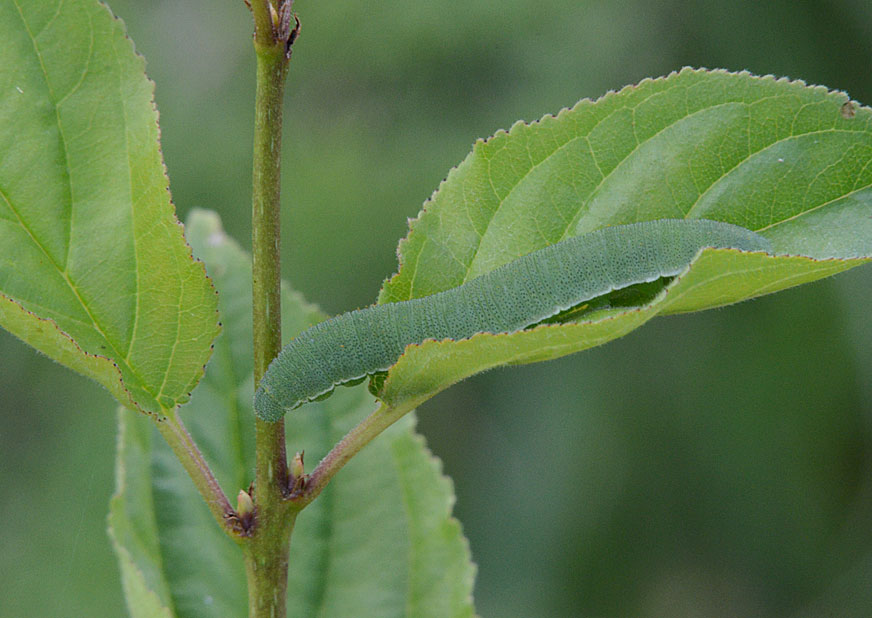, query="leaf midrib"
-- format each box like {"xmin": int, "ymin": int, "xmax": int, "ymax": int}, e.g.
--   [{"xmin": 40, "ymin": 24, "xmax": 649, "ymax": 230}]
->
[
  {"xmin": 11, "ymin": 0, "xmax": 74, "ymax": 267},
  {"xmin": 9, "ymin": 0, "xmax": 160, "ymax": 407},
  {"xmin": 0, "ymin": 183, "xmax": 125, "ymax": 353},
  {"xmin": 107, "ymin": 31, "xmax": 182, "ymax": 404}
]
